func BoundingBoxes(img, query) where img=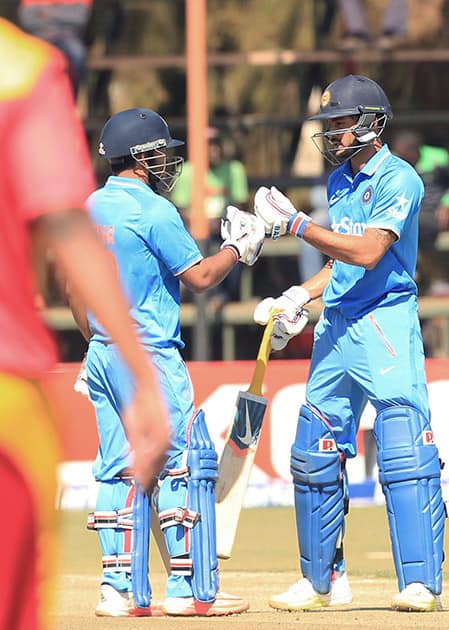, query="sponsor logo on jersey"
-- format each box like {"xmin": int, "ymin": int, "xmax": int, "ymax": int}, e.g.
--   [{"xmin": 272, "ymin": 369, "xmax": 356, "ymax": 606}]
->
[
  {"xmin": 329, "ymin": 188, "xmax": 349, "ymax": 206},
  {"xmin": 422, "ymin": 430, "xmax": 435, "ymax": 445},
  {"xmin": 331, "ymin": 216, "xmax": 366, "ymax": 235},
  {"xmin": 385, "ymin": 193, "xmax": 410, "ymax": 220}
]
